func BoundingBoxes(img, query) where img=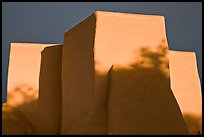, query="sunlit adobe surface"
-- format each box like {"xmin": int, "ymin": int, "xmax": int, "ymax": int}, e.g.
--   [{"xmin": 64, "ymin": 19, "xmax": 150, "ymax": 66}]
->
[
  {"xmin": 2, "ymin": 11, "xmax": 202, "ymax": 135},
  {"xmin": 94, "ymin": 11, "xmax": 168, "ymax": 74},
  {"xmin": 7, "ymin": 43, "xmax": 58, "ymax": 106},
  {"xmin": 3, "ymin": 43, "xmax": 62, "ymax": 135},
  {"xmin": 169, "ymin": 51, "xmax": 202, "ymax": 134}
]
